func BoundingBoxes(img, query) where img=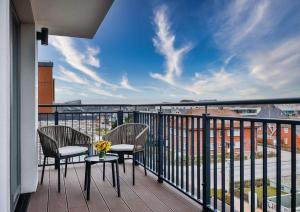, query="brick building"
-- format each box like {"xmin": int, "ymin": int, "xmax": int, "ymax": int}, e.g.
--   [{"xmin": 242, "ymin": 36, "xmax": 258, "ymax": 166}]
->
[
  {"xmin": 167, "ymin": 108, "xmax": 257, "ymax": 156},
  {"xmin": 256, "ymin": 105, "xmax": 300, "ymax": 150},
  {"xmin": 38, "ymin": 62, "xmax": 55, "ymax": 113}
]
